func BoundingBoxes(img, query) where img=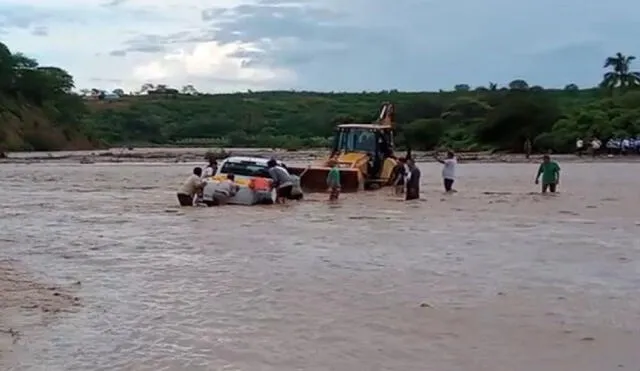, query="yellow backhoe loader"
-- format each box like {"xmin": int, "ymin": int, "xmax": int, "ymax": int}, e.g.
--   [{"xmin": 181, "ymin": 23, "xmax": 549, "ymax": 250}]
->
[{"xmin": 288, "ymin": 102, "xmax": 409, "ymax": 192}]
